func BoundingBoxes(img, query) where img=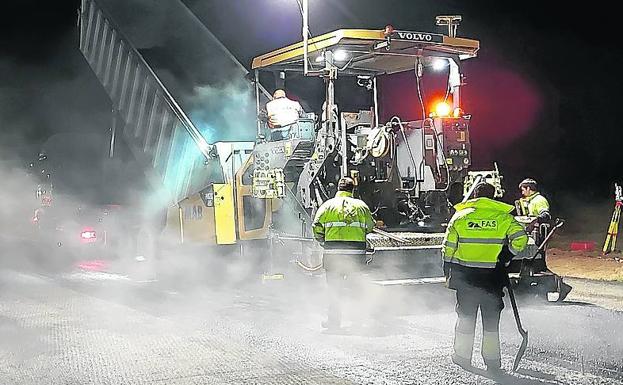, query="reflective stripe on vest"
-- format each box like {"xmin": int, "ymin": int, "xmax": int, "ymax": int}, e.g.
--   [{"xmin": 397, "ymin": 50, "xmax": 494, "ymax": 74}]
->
[
  {"xmin": 444, "ymin": 197, "xmax": 529, "ymax": 266},
  {"xmin": 323, "ymin": 221, "xmax": 369, "ymax": 229},
  {"xmin": 443, "ymin": 256, "xmax": 497, "ymax": 268},
  {"xmin": 458, "ymin": 237, "xmax": 505, "ymax": 245},
  {"xmin": 444, "ymin": 240, "xmax": 458, "ymax": 249}
]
